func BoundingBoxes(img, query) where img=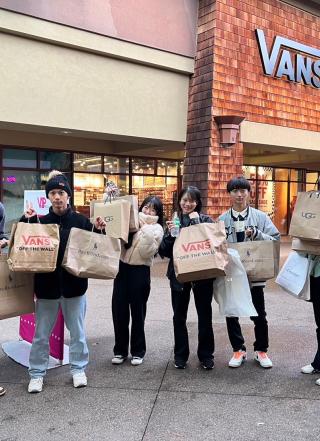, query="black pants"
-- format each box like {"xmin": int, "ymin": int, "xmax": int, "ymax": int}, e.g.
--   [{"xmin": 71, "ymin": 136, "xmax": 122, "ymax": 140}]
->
[
  {"xmin": 112, "ymin": 261, "xmax": 151, "ymax": 358},
  {"xmin": 310, "ymin": 276, "xmax": 320, "ymax": 370},
  {"xmin": 226, "ymin": 286, "xmax": 268, "ymax": 352},
  {"xmin": 171, "ymin": 279, "xmax": 214, "ymax": 362}
]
